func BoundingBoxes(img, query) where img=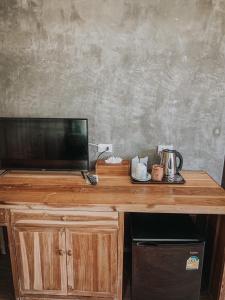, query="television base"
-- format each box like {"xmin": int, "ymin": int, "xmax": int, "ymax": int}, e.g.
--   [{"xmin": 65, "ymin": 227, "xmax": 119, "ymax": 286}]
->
[{"xmin": 0, "ymin": 169, "xmax": 82, "ymax": 177}]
